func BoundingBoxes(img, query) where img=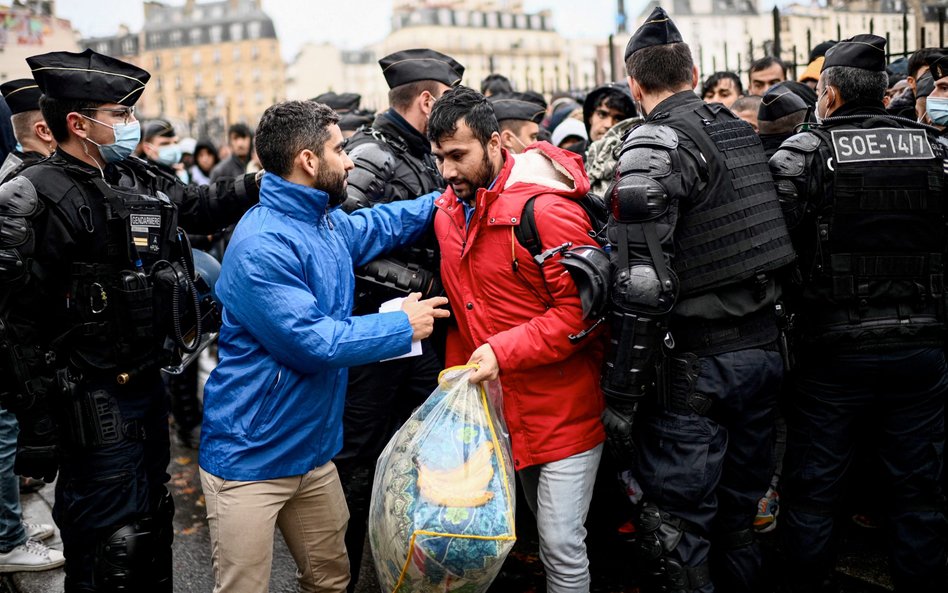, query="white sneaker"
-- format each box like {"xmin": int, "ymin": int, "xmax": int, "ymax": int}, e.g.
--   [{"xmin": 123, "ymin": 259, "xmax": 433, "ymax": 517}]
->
[
  {"xmin": 22, "ymin": 521, "xmax": 54, "ymax": 541},
  {"xmin": 0, "ymin": 539, "xmax": 65, "ymax": 572}
]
